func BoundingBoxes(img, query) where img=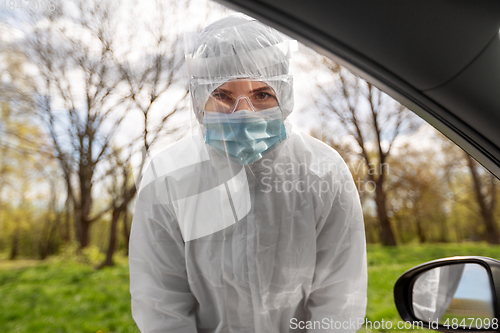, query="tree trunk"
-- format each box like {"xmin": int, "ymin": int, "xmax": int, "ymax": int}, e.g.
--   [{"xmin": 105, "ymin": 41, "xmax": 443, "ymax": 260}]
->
[
  {"xmin": 75, "ymin": 206, "xmax": 93, "ymax": 249},
  {"xmin": 483, "ymin": 215, "xmax": 499, "ymax": 244},
  {"xmin": 413, "ymin": 199, "xmax": 426, "ymax": 243},
  {"xmin": 39, "ymin": 217, "xmax": 50, "ymax": 260},
  {"xmin": 415, "ymin": 216, "xmax": 426, "ymax": 243},
  {"xmin": 100, "ymin": 209, "xmax": 120, "ymax": 268},
  {"xmin": 122, "ymin": 209, "xmax": 130, "ymax": 256},
  {"xmin": 62, "ymin": 196, "xmax": 71, "ymax": 243},
  {"xmin": 74, "ymin": 163, "xmax": 94, "ymax": 249},
  {"xmin": 40, "ymin": 212, "xmax": 59, "ymax": 260},
  {"xmin": 9, "ymin": 227, "xmax": 19, "ymax": 260},
  {"xmin": 80, "ymin": 220, "xmax": 91, "ymax": 248},
  {"xmin": 375, "ymin": 182, "xmax": 397, "ymax": 246},
  {"xmin": 74, "ymin": 207, "xmax": 82, "ymax": 247},
  {"xmin": 466, "ymin": 154, "xmax": 499, "ymax": 244}
]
